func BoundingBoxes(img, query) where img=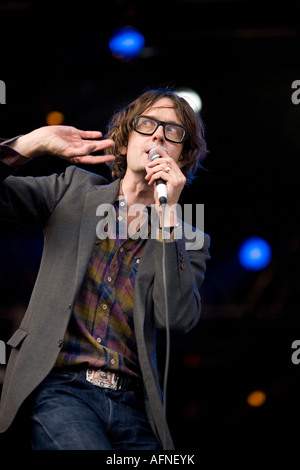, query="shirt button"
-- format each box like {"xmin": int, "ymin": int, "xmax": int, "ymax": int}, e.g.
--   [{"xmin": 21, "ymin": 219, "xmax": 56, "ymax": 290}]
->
[
  {"xmin": 120, "ymin": 247, "xmax": 124, "ymax": 253},
  {"xmin": 110, "ymin": 359, "xmax": 116, "ymax": 365},
  {"xmin": 102, "ymin": 304, "xmax": 107, "ymax": 310},
  {"xmin": 107, "ymin": 276, "xmax": 112, "ymax": 282},
  {"xmin": 117, "ymin": 215, "xmax": 123, "ymax": 221},
  {"xmin": 120, "ymin": 201, "xmax": 126, "ymax": 207},
  {"xmin": 96, "ymin": 337, "xmax": 101, "ymax": 343}
]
